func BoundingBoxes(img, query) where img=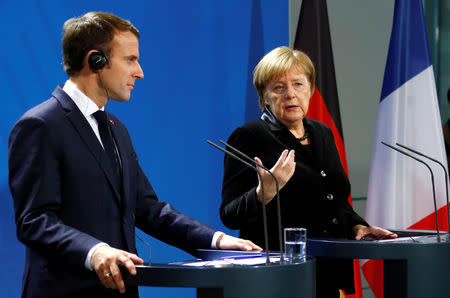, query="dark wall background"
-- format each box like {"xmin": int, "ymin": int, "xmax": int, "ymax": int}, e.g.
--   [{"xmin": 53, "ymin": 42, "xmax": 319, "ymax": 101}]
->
[{"xmin": 0, "ymin": 0, "xmax": 288, "ymax": 297}]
